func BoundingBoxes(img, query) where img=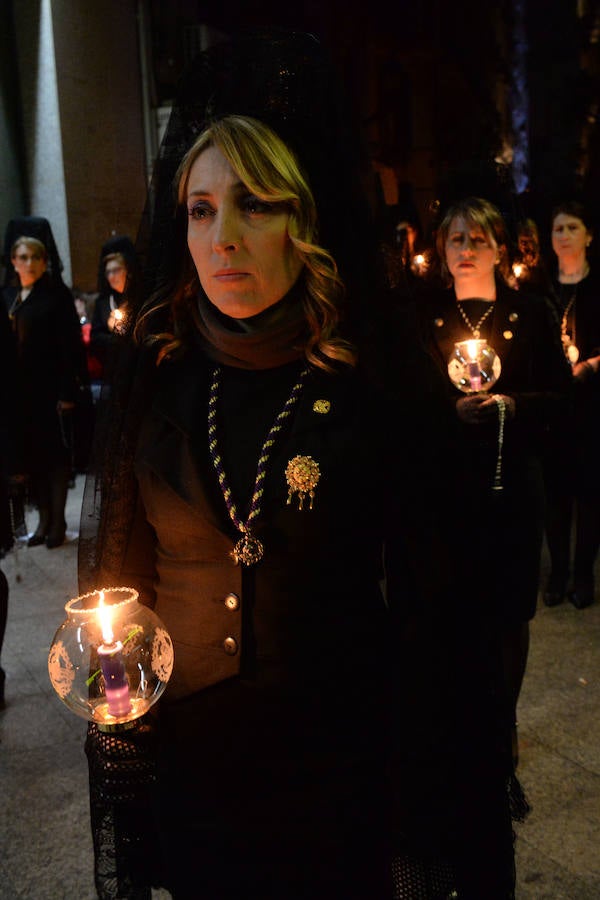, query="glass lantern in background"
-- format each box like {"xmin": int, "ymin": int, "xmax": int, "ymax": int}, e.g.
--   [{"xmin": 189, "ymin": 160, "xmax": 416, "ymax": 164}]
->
[
  {"xmin": 448, "ymin": 339, "xmax": 501, "ymax": 393},
  {"xmin": 48, "ymin": 586, "xmax": 174, "ymax": 731}
]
